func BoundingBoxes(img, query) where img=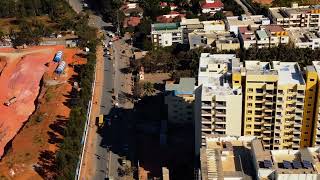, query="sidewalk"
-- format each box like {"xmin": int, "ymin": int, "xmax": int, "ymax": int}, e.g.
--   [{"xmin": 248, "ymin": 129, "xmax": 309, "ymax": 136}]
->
[{"xmin": 79, "ymin": 42, "xmax": 105, "ymax": 179}]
